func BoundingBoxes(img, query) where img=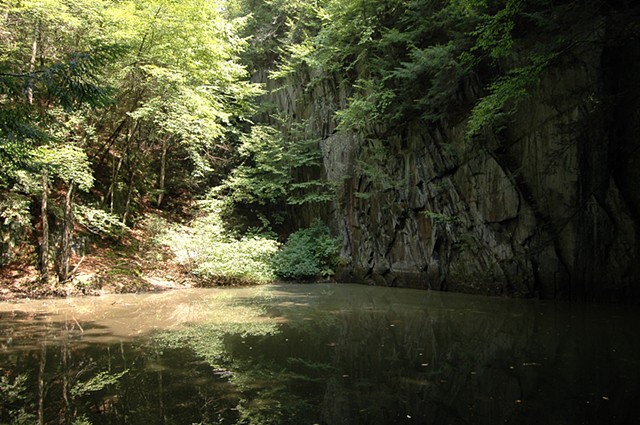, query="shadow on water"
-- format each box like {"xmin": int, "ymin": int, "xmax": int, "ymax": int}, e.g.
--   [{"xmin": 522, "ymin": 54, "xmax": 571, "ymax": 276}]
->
[{"xmin": 1, "ymin": 284, "xmax": 639, "ymax": 424}]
